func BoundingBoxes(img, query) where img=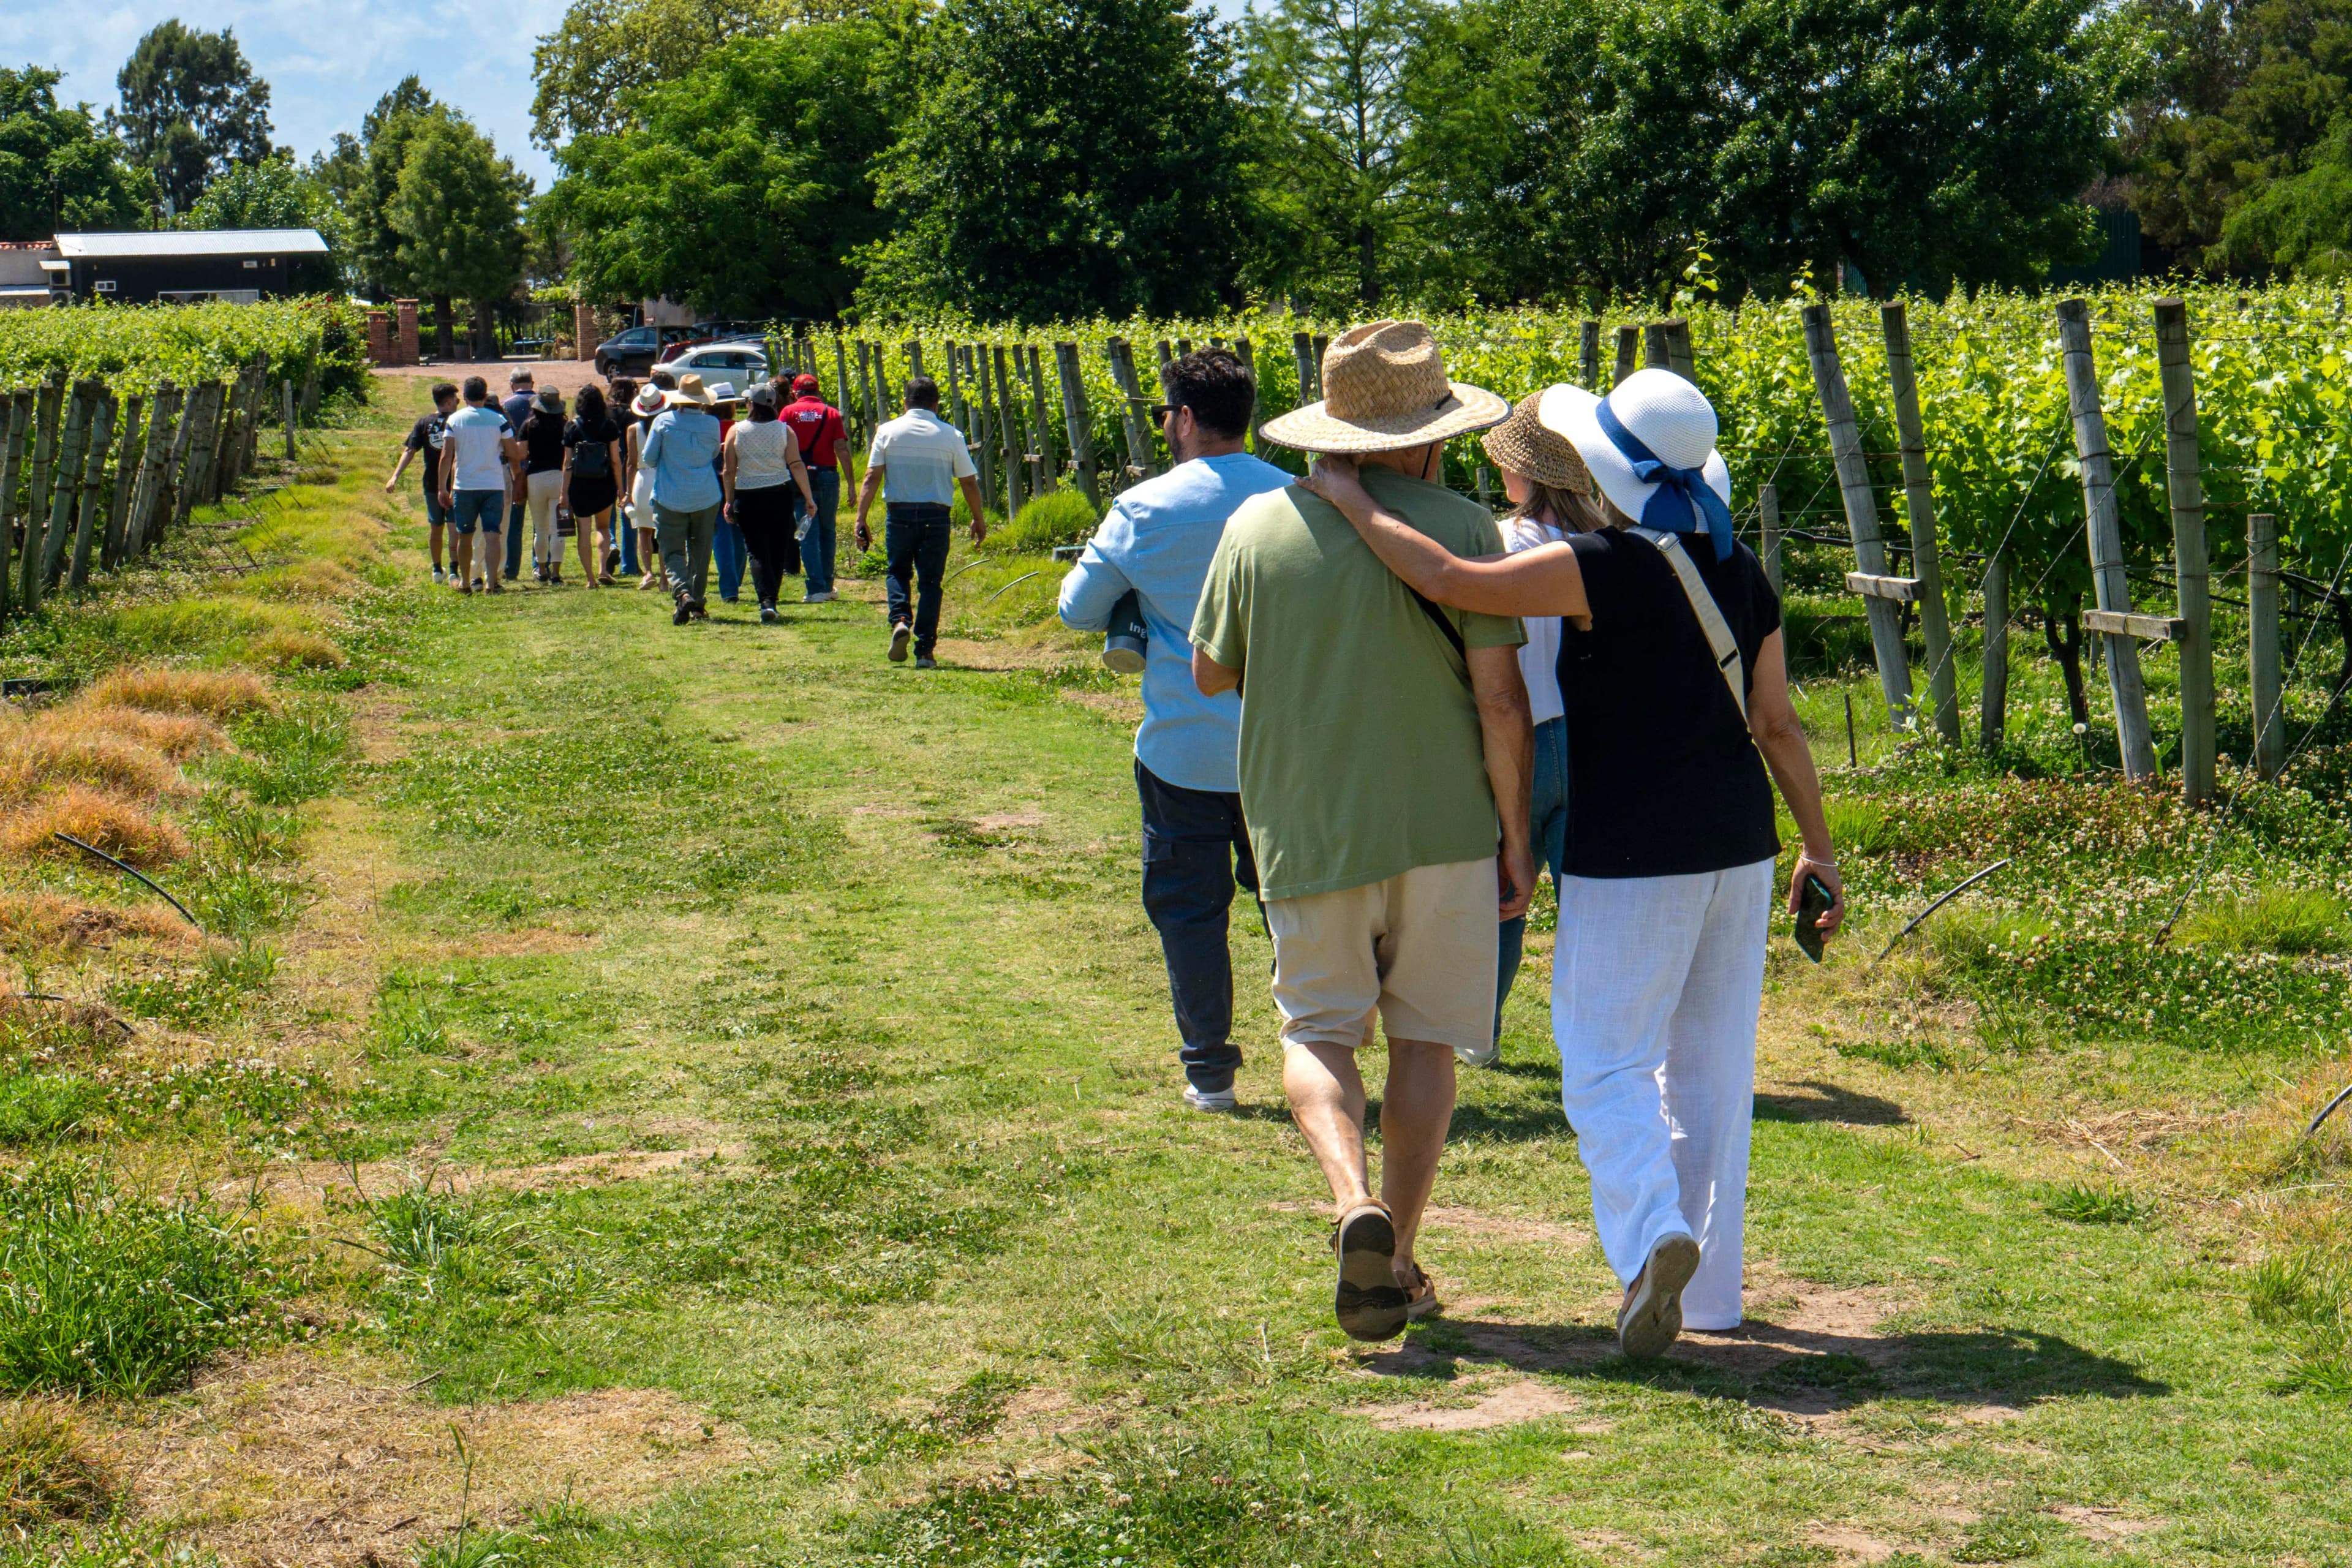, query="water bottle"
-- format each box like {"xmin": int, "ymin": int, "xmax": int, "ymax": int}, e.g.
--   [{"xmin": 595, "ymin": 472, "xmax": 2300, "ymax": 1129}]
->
[{"xmin": 1103, "ymin": 590, "xmax": 1148, "ymax": 674}]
